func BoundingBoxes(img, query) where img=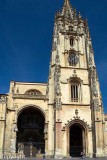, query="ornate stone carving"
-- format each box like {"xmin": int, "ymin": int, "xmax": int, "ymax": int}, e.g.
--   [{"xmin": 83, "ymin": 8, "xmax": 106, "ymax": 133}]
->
[
  {"xmin": 44, "ymin": 123, "xmax": 48, "ymax": 134},
  {"xmin": 75, "ymin": 109, "xmax": 78, "ymax": 116},
  {"xmin": 88, "ymin": 44, "xmax": 93, "ymax": 66},
  {"xmin": 54, "ymin": 56, "xmax": 61, "ymax": 96},
  {"xmin": 0, "ymin": 95, "xmax": 7, "ymax": 104},
  {"xmin": 53, "ymin": 24, "xmax": 58, "ymax": 38},
  {"xmin": 92, "ymin": 84, "xmax": 98, "ymax": 97},
  {"xmin": 90, "ymin": 67, "xmax": 98, "ymax": 96},
  {"xmin": 25, "ymin": 89, "xmax": 42, "ymax": 96},
  {"xmin": 46, "ymin": 61, "xmax": 52, "ymax": 96},
  {"xmin": 57, "ymin": 34, "xmax": 60, "ymax": 45},
  {"xmin": 46, "ymin": 81, "xmax": 49, "ymax": 96},
  {"xmin": 54, "ymin": 50, "xmax": 62, "ymax": 109},
  {"xmin": 88, "ymin": 56, "xmax": 93, "ymax": 66},
  {"xmin": 93, "ymin": 99, "xmax": 100, "ymax": 111},
  {"xmin": 62, "ymin": 117, "xmax": 91, "ymax": 131},
  {"xmin": 18, "ymin": 143, "xmax": 24, "ymax": 154},
  {"xmin": 57, "ymin": 22, "xmax": 64, "ymax": 31},
  {"xmin": 10, "ymin": 139, "xmax": 16, "ymax": 153},
  {"xmin": 73, "ymin": 109, "xmax": 80, "ymax": 119},
  {"xmin": 12, "ymin": 87, "xmax": 14, "ymax": 94},
  {"xmin": 55, "ymin": 98, "xmax": 61, "ymax": 109},
  {"xmin": 90, "ymin": 66, "xmax": 99, "ymax": 111},
  {"xmin": 89, "ymin": 44, "xmax": 93, "ymax": 54},
  {"xmin": 16, "ymin": 87, "xmax": 19, "ymax": 94},
  {"xmin": 54, "ymin": 65, "xmax": 61, "ymax": 96},
  {"xmin": 55, "ymin": 55, "xmax": 60, "ymax": 64},
  {"xmin": 52, "ymin": 42, "xmax": 57, "ymax": 51},
  {"xmin": 72, "ymin": 69, "xmax": 77, "ymax": 77},
  {"xmin": 55, "ymin": 83, "xmax": 61, "ymax": 95},
  {"xmin": 65, "ymin": 34, "xmax": 69, "ymax": 40},
  {"xmin": 68, "ymin": 52, "xmax": 79, "ymax": 65}
]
